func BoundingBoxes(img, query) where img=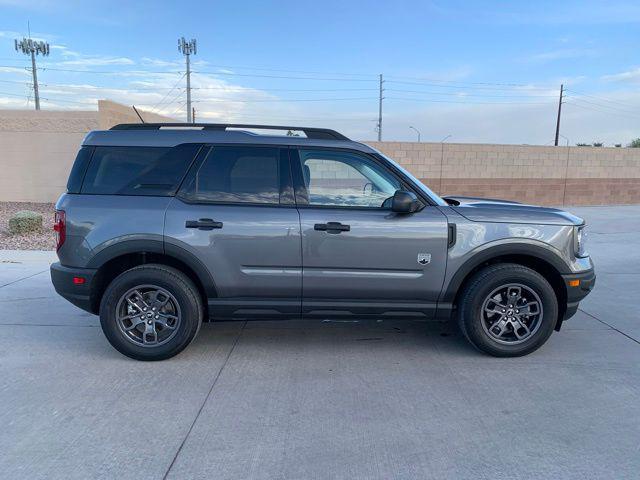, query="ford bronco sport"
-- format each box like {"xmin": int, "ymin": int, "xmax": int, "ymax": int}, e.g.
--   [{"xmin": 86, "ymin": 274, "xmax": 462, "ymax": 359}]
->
[{"xmin": 51, "ymin": 123, "xmax": 595, "ymax": 360}]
